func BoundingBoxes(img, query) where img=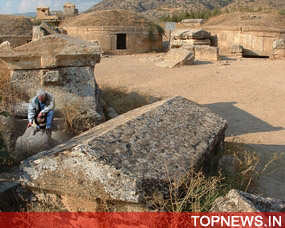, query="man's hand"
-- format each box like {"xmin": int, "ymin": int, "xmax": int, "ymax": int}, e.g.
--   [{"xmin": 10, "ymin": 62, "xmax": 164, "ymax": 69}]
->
[{"xmin": 27, "ymin": 122, "xmax": 33, "ymax": 128}]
